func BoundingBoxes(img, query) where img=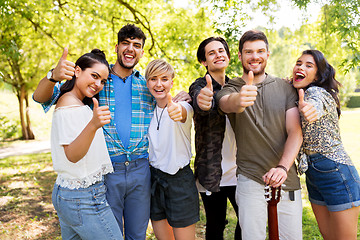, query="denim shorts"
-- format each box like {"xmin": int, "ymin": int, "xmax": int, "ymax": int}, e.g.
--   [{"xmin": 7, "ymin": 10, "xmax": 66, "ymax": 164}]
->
[
  {"xmin": 306, "ymin": 153, "xmax": 360, "ymax": 212},
  {"xmin": 150, "ymin": 164, "xmax": 200, "ymax": 228},
  {"xmin": 52, "ymin": 181, "xmax": 123, "ymax": 240}
]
